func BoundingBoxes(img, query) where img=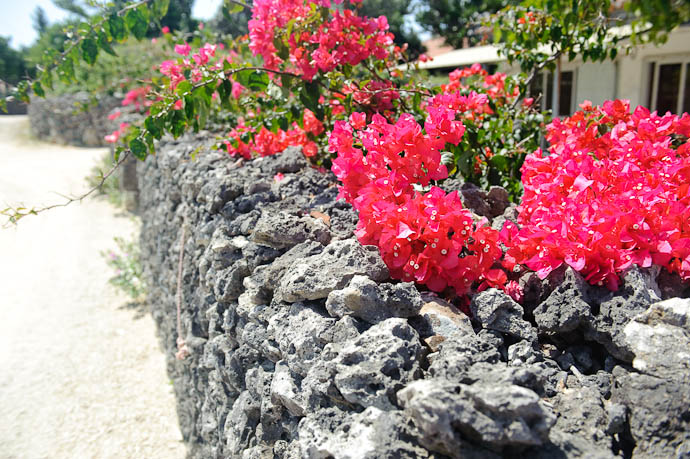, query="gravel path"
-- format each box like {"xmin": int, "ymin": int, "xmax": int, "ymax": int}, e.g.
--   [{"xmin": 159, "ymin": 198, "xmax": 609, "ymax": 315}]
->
[{"xmin": 0, "ymin": 116, "xmax": 185, "ymax": 459}]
